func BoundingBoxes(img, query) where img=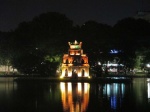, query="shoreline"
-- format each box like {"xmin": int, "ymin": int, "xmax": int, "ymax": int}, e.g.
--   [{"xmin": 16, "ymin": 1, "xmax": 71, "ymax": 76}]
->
[
  {"xmin": 1, "ymin": 73, "xmax": 149, "ymax": 83},
  {"xmin": 13, "ymin": 76, "xmax": 132, "ymax": 83}
]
